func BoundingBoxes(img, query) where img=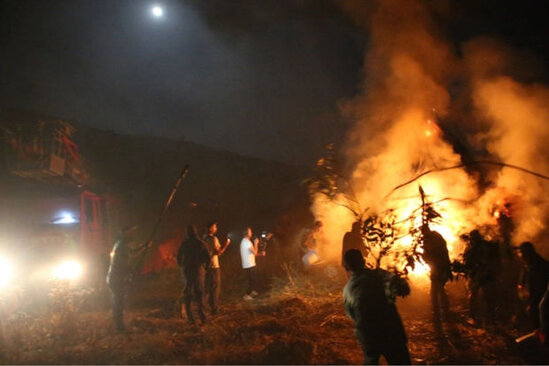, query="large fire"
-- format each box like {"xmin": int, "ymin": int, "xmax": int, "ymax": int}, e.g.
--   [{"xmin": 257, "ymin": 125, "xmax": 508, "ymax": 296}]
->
[
  {"xmin": 312, "ymin": 110, "xmax": 515, "ymax": 286},
  {"xmin": 311, "ymin": 0, "xmax": 549, "ymax": 276}
]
